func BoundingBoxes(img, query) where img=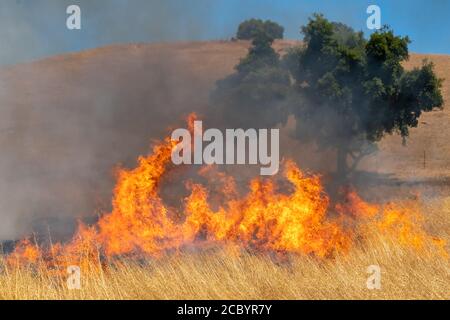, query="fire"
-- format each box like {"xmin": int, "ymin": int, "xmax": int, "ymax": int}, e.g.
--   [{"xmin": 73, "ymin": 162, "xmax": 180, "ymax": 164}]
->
[
  {"xmin": 6, "ymin": 239, "xmax": 41, "ymax": 267},
  {"xmin": 181, "ymin": 159, "xmax": 351, "ymax": 257},
  {"xmin": 5, "ymin": 116, "xmax": 448, "ymax": 270}
]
